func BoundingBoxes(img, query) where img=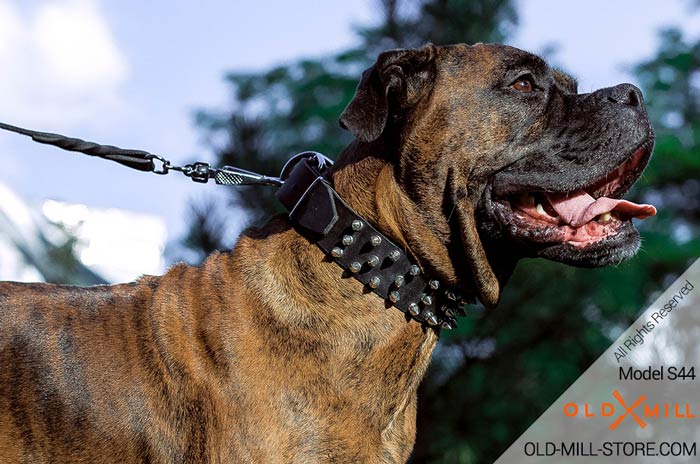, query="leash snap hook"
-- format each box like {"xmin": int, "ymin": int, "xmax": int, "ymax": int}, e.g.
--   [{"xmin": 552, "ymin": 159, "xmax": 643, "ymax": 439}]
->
[
  {"xmin": 184, "ymin": 162, "xmax": 213, "ymax": 183},
  {"xmin": 165, "ymin": 161, "xmax": 214, "ymax": 183}
]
